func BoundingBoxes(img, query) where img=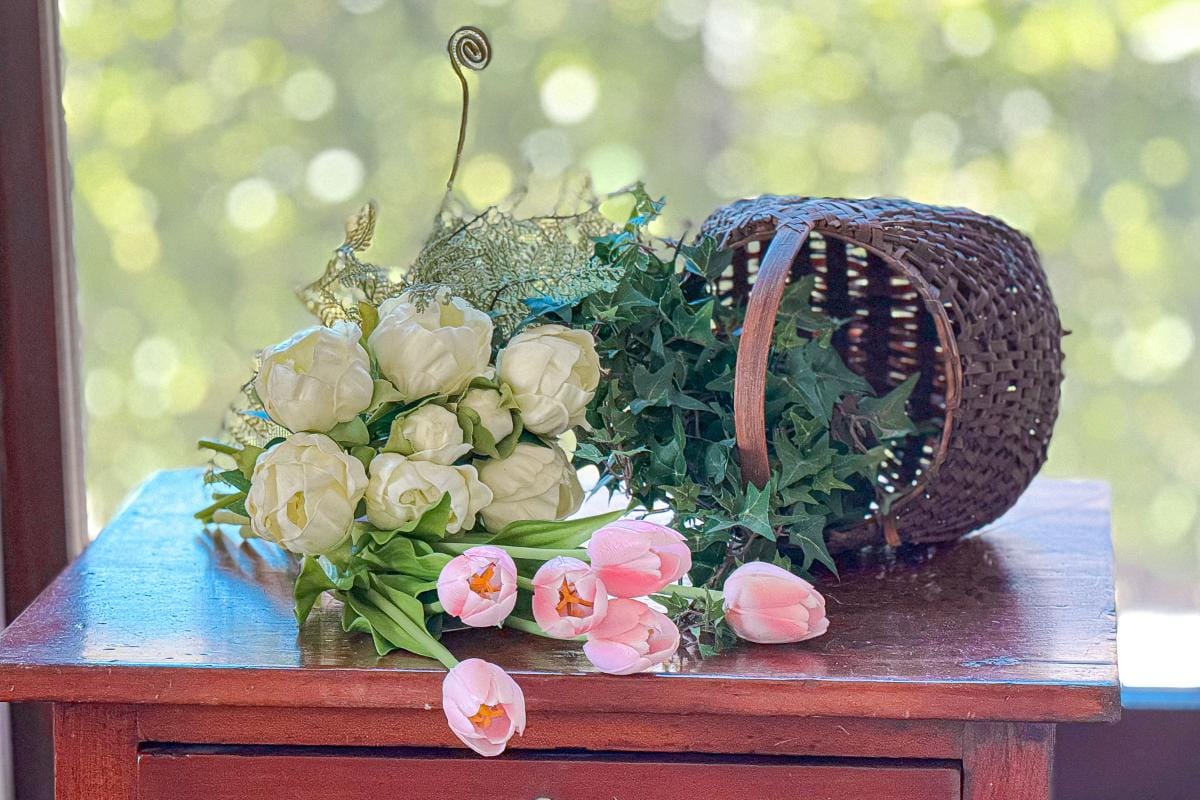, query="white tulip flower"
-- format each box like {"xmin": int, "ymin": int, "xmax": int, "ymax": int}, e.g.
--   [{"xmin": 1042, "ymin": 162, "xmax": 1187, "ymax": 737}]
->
[
  {"xmin": 368, "ymin": 293, "xmax": 493, "ymax": 401},
  {"xmin": 366, "ymin": 453, "xmax": 493, "ymax": 534},
  {"xmin": 245, "ymin": 432, "xmax": 368, "ymax": 555},
  {"xmin": 496, "ymin": 325, "xmax": 600, "ymax": 436},
  {"xmin": 475, "ymin": 442, "xmax": 583, "ymax": 533},
  {"xmin": 455, "ymin": 385, "xmax": 521, "ymax": 457},
  {"xmin": 385, "ymin": 404, "xmax": 471, "ymax": 465},
  {"xmin": 254, "ymin": 321, "xmax": 374, "ymax": 434}
]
